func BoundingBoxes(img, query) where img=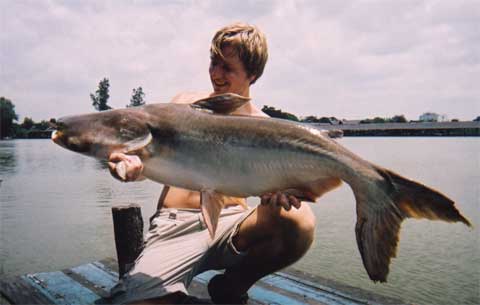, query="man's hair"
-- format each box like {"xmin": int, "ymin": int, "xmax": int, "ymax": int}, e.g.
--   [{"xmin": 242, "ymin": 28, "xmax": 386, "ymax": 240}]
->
[{"xmin": 210, "ymin": 22, "xmax": 268, "ymax": 84}]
